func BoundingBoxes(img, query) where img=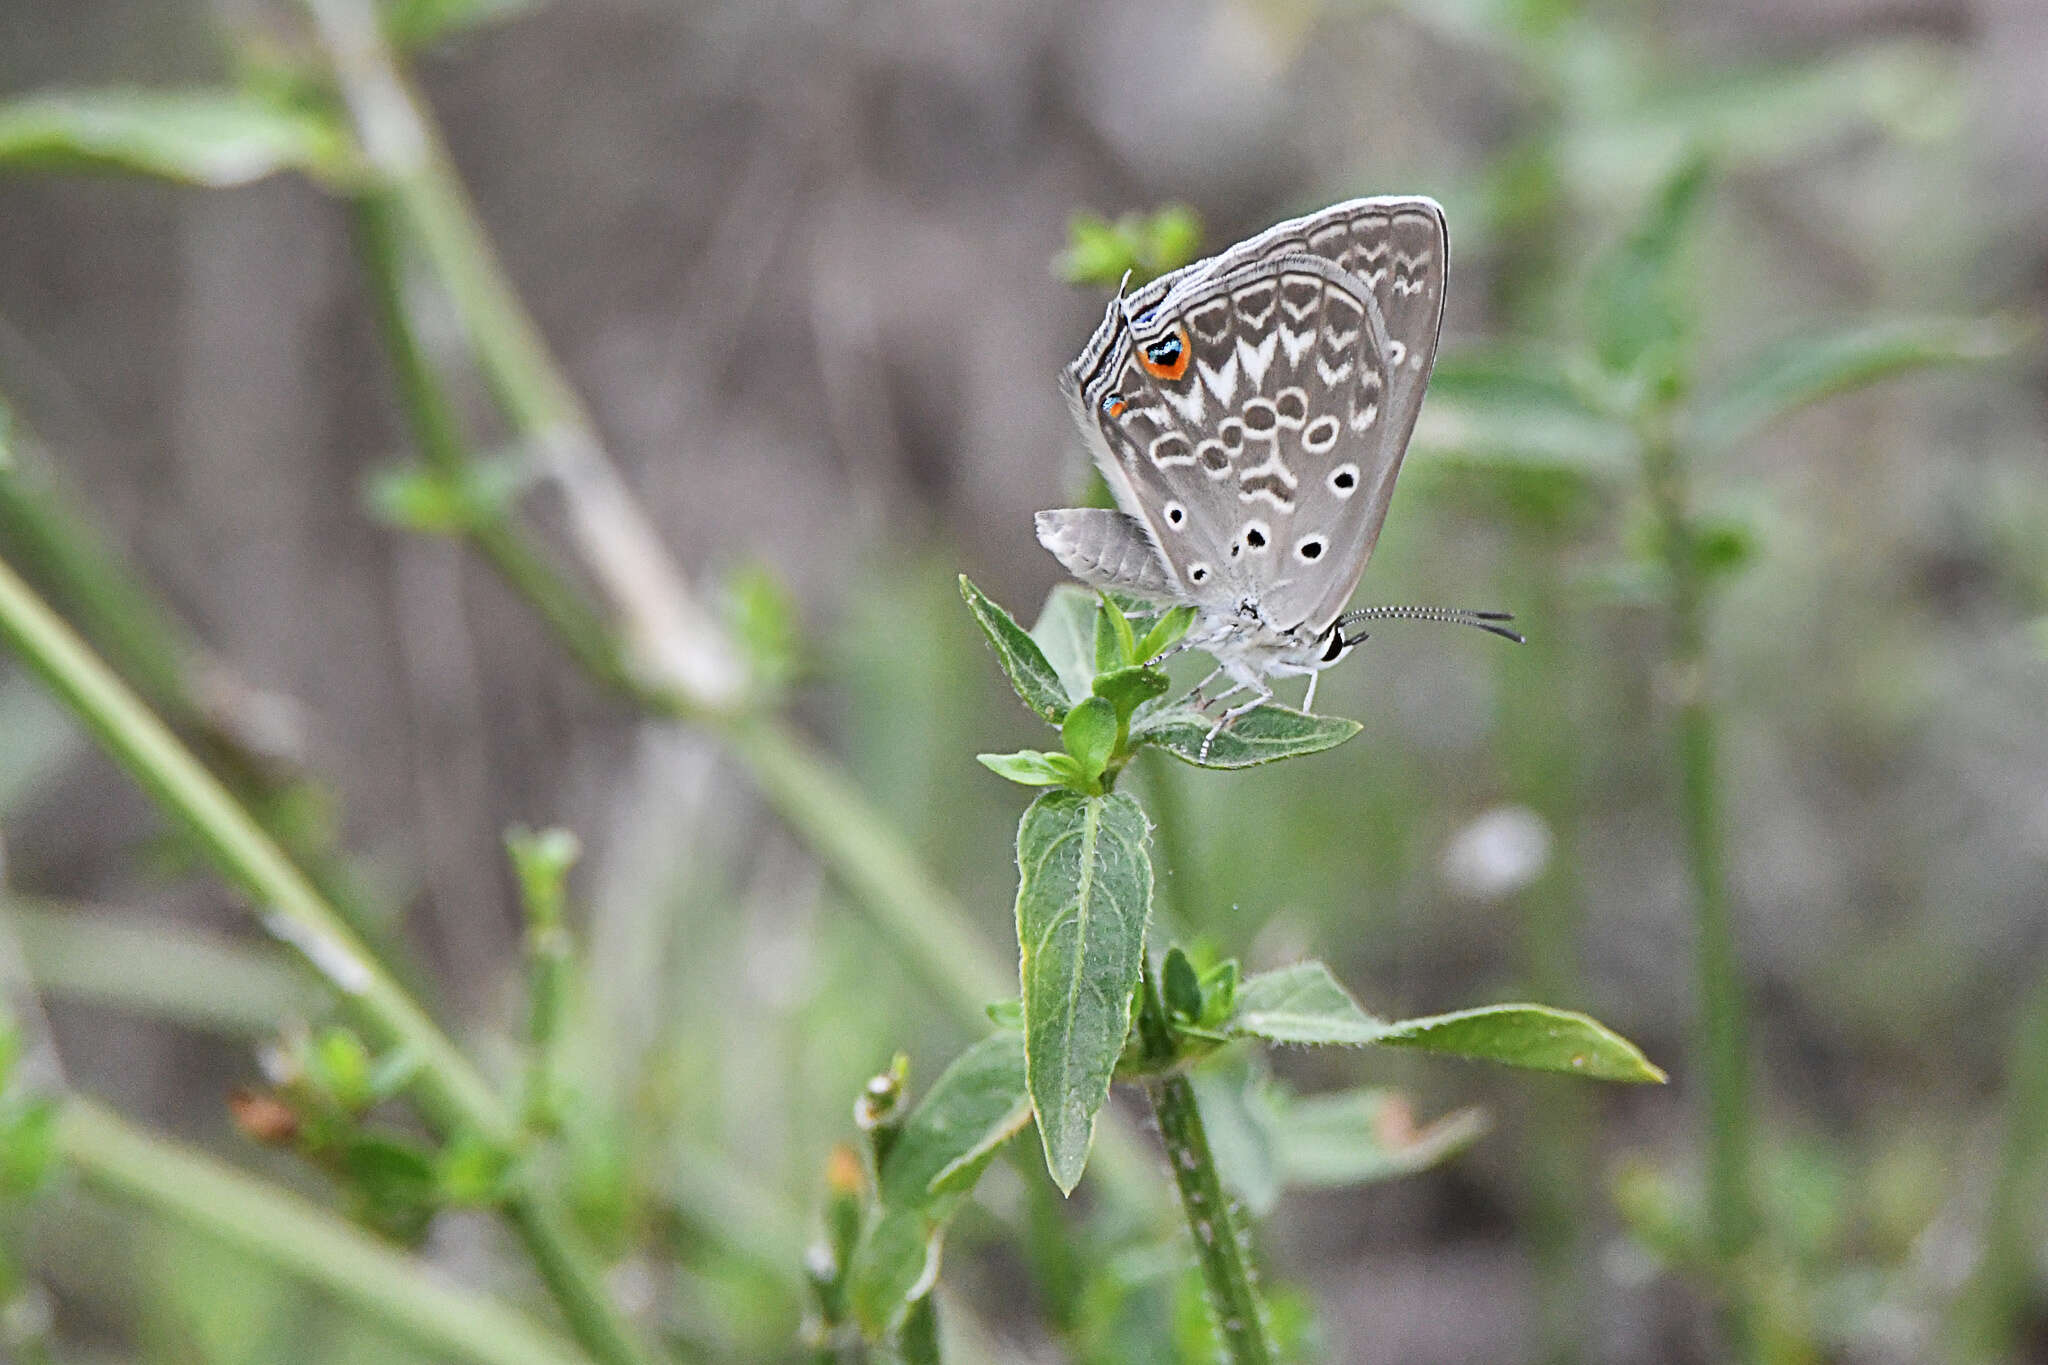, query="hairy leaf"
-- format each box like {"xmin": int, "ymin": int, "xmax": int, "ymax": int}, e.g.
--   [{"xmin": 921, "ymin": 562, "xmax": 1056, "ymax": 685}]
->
[
  {"xmin": 977, "ymin": 750, "xmax": 1082, "ymax": 789},
  {"xmin": 1014, "ymin": 791, "xmax": 1151, "ymax": 1193},
  {"xmin": 1229, "ymin": 963, "xmax": 1665, "ymax": 1082},
  {"xmin": 1028, "ymin": 585, "xmax": 1099, "ymax": 710},
  {"xmin": 960, "ymin": 576, "xmax": 1070, "ymax": 721},
  {"xmin": 1135, "ymin": 705, "xmax": 1360, "ymax": 769}
]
